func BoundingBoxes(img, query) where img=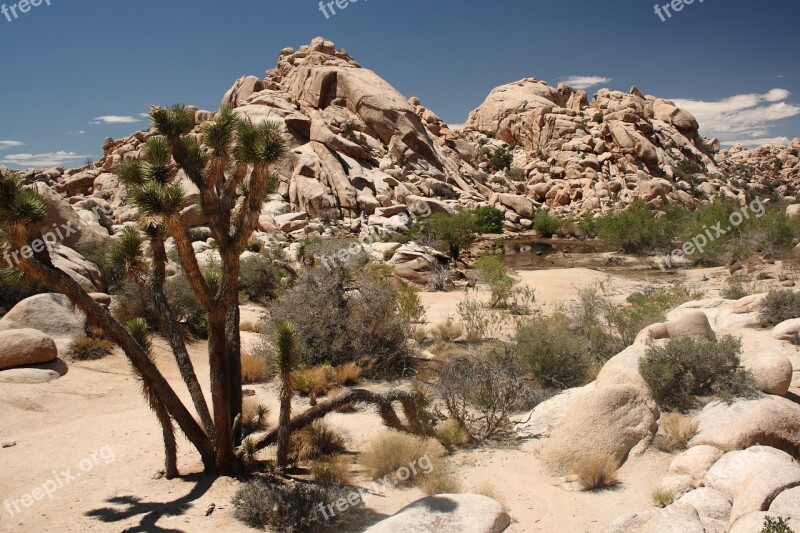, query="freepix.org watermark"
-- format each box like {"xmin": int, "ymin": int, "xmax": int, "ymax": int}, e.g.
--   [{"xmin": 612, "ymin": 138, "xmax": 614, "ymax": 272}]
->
[
  {"xmin": 4, "ymin": 445, "xmax": 116, "ymax": 517},
  {"xmin": 2, "ymin": 202, "xmax": 113, "ymax": 269},
  {"xmin": 654, "ymin": 197, "xmax": 765, "ymax": 271},
  {"xmin": 1, "ymin": 0, "xmax": 51, "ymax": 23},
  {"xmin": 318, "ymin": 0, "xmax": 367, "ymax": 19},
  {"xmin": 654, "ymin": 0, "xmax": 705, "ymax": 22}
]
